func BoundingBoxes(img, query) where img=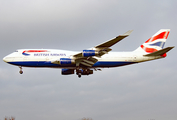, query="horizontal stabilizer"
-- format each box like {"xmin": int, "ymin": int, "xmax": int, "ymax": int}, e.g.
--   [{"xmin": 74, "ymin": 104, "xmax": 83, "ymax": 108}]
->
[{"xmin": 144, "ymin": 46, "xmax": 174, "ymax": 56}]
